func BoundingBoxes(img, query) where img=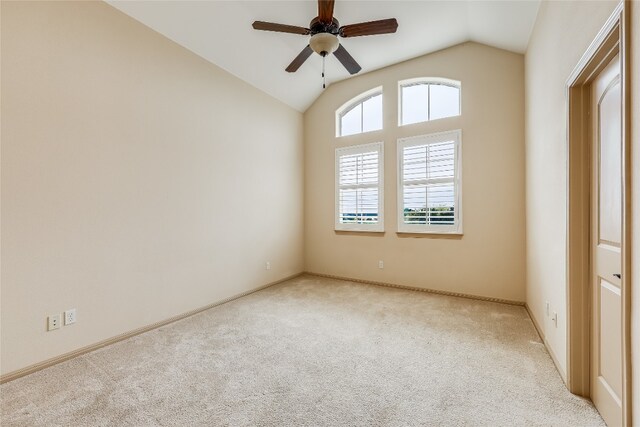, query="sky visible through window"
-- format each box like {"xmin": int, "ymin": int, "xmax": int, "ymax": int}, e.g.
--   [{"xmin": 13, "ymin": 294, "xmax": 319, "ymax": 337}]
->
[
  {"xmin": 340, "ymin": 94, "xmax": 383, "ymax": 137},
  {"xmin": 429, "ymin": 85, "xmax": 459, "ymax": 120},
  {"xmin": 401, "ymin": 83, "xmax": 460, "ymax": 125},
  {"xmin": 402, "ymin": 84, "xmax": 428, "ymax": 125}
]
